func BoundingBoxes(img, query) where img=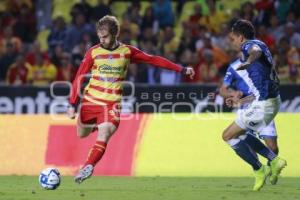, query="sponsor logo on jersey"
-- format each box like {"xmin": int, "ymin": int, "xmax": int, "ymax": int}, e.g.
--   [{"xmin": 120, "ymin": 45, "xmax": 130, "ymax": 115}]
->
[{"xmin": 98, "ymin": 64, "xmax": 122, "ymax": 74}]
